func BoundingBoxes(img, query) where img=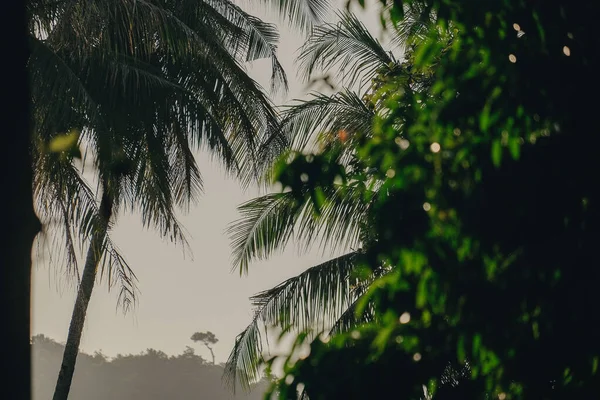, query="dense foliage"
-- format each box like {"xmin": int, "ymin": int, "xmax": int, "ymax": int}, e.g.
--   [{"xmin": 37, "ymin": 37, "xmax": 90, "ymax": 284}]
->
[{"xmin": 264, "ymin": 0, "xmax": 600, "ymax": 399}]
